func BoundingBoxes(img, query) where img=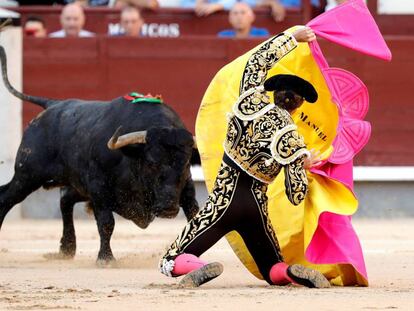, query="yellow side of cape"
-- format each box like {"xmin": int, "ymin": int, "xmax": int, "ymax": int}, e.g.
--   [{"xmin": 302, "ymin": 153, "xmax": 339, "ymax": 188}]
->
[{"xmin": 196, "ymin": 30, "xmax": 367, "ymax": 286}]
